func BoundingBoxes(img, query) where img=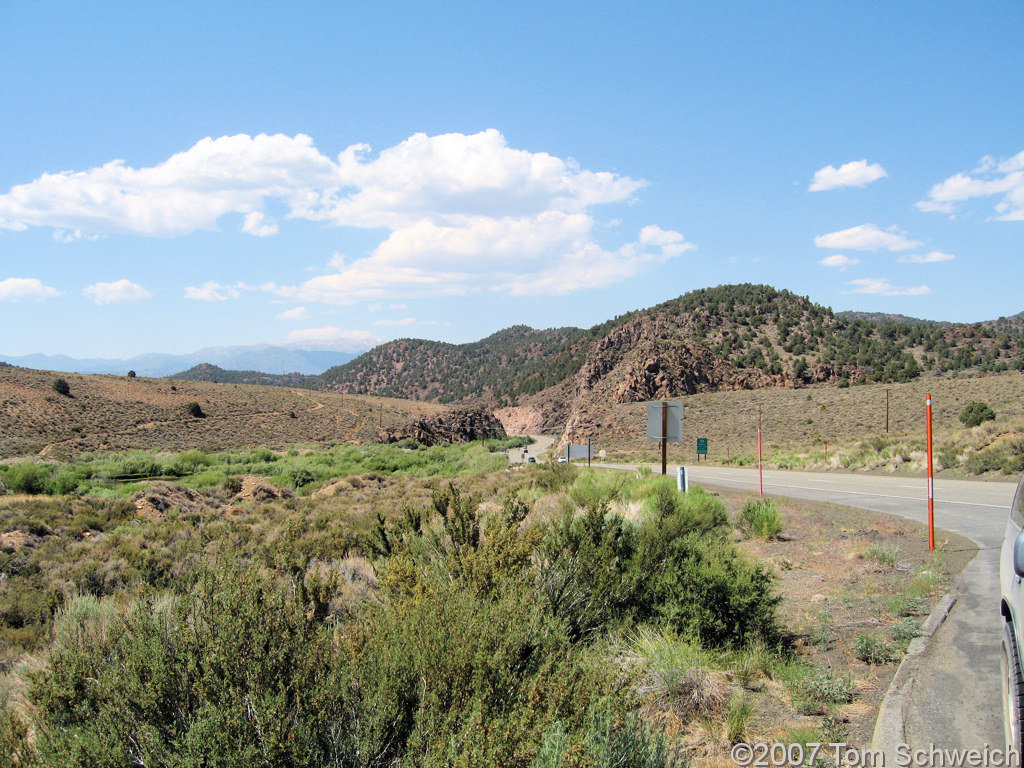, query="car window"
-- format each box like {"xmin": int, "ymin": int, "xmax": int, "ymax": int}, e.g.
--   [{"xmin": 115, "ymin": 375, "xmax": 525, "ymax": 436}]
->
[{"xmin": 1012, "ymin": 472, "xmax": 1024, "ymax": 528}]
